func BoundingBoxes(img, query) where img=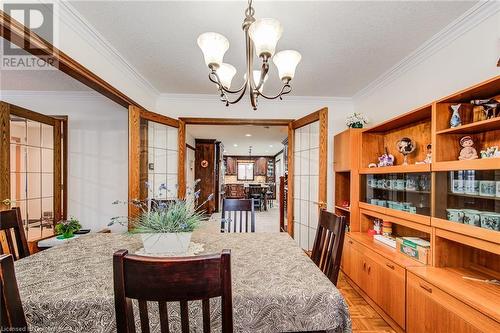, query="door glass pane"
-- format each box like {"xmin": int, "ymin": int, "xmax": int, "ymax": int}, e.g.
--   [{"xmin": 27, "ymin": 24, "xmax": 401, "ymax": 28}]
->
[
  {"xmin": 9, "ymin": 115, "xmax": 55, "ymax": 241},
  {"xmin": 26, "ymin": 146, "xmax": 41, "ymax": 173},
  {"xmin": 26, "ymin": 120, "xmax": 41, "ymax": 146},
  {"xmin": 140, "ymin": 119, "xmax": 178, "ymax": 202},
  {"xmin": 41, "ymin": 148, "xmax": 54, "ymax": 172},
  {"xmin": 10, "ymin": 117, "xmax": 26, "ymax": 144},
  {"xmin": 41, "ymin": 124, "xmax": 53, "ymax": 148},
  {"xmin": 293, "ymin": 121, "xmax": 320, "ymax": 251}
]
